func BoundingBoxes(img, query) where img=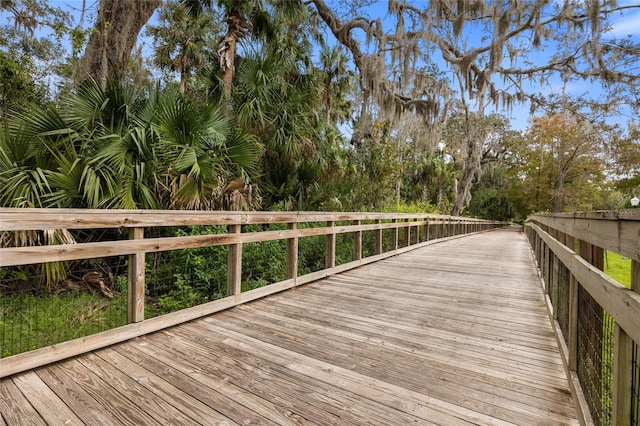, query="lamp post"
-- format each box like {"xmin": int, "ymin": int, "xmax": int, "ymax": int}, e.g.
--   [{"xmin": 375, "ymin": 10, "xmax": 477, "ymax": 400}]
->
[{"xmin": 631, "ymin": 196, "xmax": 639, "ymax": 208}]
